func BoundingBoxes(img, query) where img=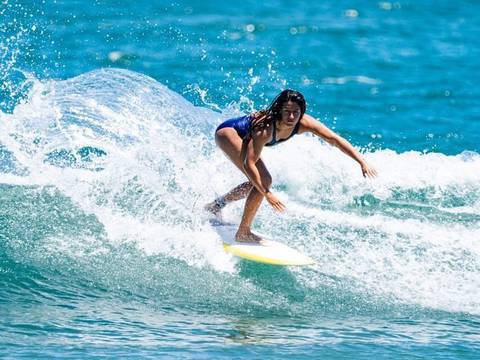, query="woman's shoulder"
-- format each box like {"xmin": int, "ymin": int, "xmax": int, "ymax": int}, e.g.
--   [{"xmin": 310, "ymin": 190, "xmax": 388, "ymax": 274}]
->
[
  {"xmin": 298, "ymin": 113, "xmax": 326, "ymax": 133},
  {"xmin": 300, "ymin": 113, "xmax": 317, "ymax": 124}
]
